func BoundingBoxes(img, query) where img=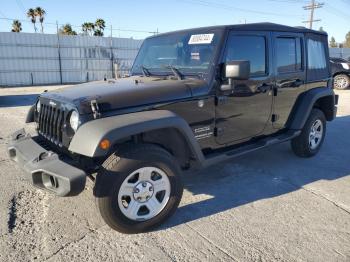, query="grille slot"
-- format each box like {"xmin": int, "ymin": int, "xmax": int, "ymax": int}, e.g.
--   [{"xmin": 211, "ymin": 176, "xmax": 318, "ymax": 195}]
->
[{"xmin": 38, "ymin": 103, "xmax": 65, "ymax": 146}]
